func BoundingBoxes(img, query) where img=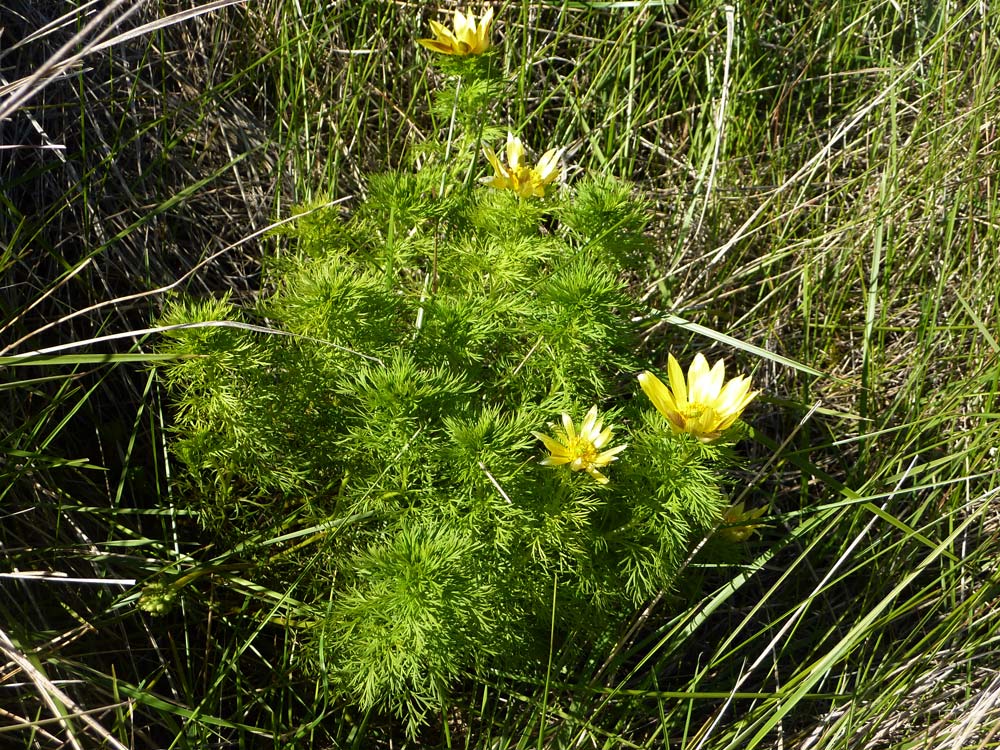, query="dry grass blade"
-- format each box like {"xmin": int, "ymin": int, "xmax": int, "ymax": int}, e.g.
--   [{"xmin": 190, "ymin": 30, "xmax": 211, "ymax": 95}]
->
[
  {"xmin": 87, "ymin": 0, "xmax": 250, "ymax": 53},
  {"xmin": 0, "ymin": 199, "xmax": 346, "ymax": 356},
  {"xmin": 0, "ymin": 628, "xmax": 129, "ymax": 750},
  {"xmin": 0, "ymin": 0, "xmax": 137, "ymax": 122}
]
